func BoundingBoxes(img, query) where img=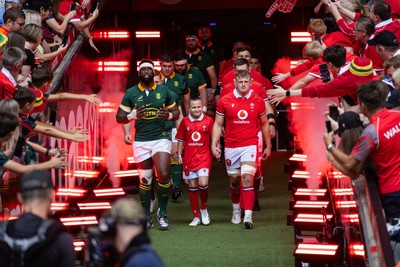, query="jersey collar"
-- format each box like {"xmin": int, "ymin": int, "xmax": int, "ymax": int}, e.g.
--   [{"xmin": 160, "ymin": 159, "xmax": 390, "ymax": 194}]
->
[
  {"xmin": 200, "ymin": 40, "xmax": 213, "ymax": 48},
  {"xmin": 233, "ymin": 88, "xmax": 252, "ymax": 99},
  {"xmin": 1, "ymin": 67, "xmax": 17, "ymax": 86},
  {"xmin": 160, "ymin": 71, "xmax": 176, "ymax": 80},
  {"xmin": 186, "ymin": 47, "xmax": 200, "ymax": 56},
  {"xmin": 339, "ymin": 62, "xmax": 350, "ymax": 77},
  {"xmin": 189, "ymin": 113, "xmax": 204, "ymax": 122},
  {"xmin": 375, "ymin": 18, "xmax": 394, "ymax": 30},
  {"xmin": 138, "ymin": 82, "xmax": 157, "ymax": 91}
]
